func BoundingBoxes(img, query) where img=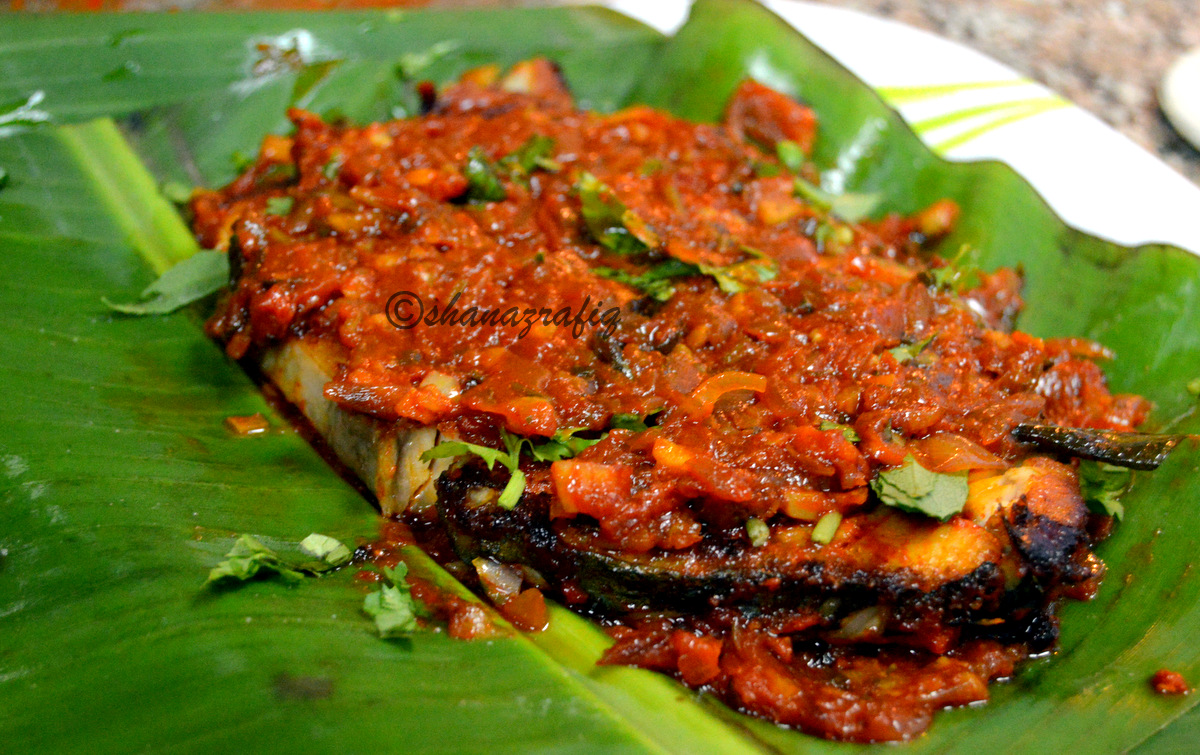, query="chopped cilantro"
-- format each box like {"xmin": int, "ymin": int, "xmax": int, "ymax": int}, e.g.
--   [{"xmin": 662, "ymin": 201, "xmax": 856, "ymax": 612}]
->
[
  {"xmin": 265, "ymin": 196, "xmax": 294, "ymax": 216},
  {"xmin": 792, "ymin": 176, "xmax": 881, "ymax": 223},
  {"xmin": 421, "ymin": 428, "xmax": 578, "ymax": 510},
  {"xmin": 593, "ymin": 259, "xmax": 695, "ymax": 301},
  {"xmin": 501, "ymin": 134, "xmax": 560, "ymax": 175},
  {"xmin": 463, "ymin": 146, "xmax": 507, "ymax": 202},
  {"xmin": 819, "ymin": 420, "xmax": 860, "ymax": 443},
  {"xmin": 889, "ymin": 335, "xmax": 935, "ymax": 364},
  {"xmin": 751, "ymin": 160, "xmax": 783, "ymax": 178},
  {"xmin": 775, "ymin": 139, "xmax": 805, "ymax": 173},
  {"xmin": 299, "ymin": 533, "xmax": 353, "ymax": 567},
  {"xmin": 927, "ymin": 245, "xmax": 981, "ymax": 293},
  {"xmin": 231, "ymin": 150, "xmax": 254, "ymax": 173},
  {"xmin": 321, "ymin": 156, "xmax": 343, "ymax": 181},
  {"xmin": 420, "ymin": 417, "xmax": 658, "ymax": 510},
  {"xmin": 576, "ymin": 172, "xmax": 660, "ymax": 254},
  {"xmin": 639, "ymin": 158, "xmax": 663, "ymax": 177},
  {"xmin": 204, "ymin": 532, "xmax": 353, "ymax": 588},
  {"xmin": 814, "ymin": 220, "xmax": 855, "ymax": 255},
  {"xmin": 610, "ymin": 409, "xmax": 662, "ymax": 433},
  {"xmin": 811, "ymin": 511, "xmax": 842, "ymax": 545},
  {"xmin": 420, "ymin": 438, "xmax": 512, "ymax": 473},
  {"xmin": 526, "ymin": 427, "xmax": 605, "ymax": 463},
  {"xmin": 1078, "ymin": 461, "xmax": 1131, "ymax": 520},
  {"xmin": 870, "ymin": 455, "xmax": 968, "ymax": 521},
  {"xmin": 595, "ymin": 252, "xmax": 776, "ymax": 301},
  {"xmin": 362, "ymin": 563, "xmax": 420, "ymax": 638},
  {"xmin": 204, "ymin": 534, "xmax": 307, "ymax": 586},
  {"xmin": 698, "ymin": 254, "xmax": 778, "ymax": 295},
  {"xmin": 746, "ymin": 517, "xmax": 770, "ymax": 548},
  {"xmin": 103, "ymin": 250, "xmax": 230, "ymax": 316}
]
